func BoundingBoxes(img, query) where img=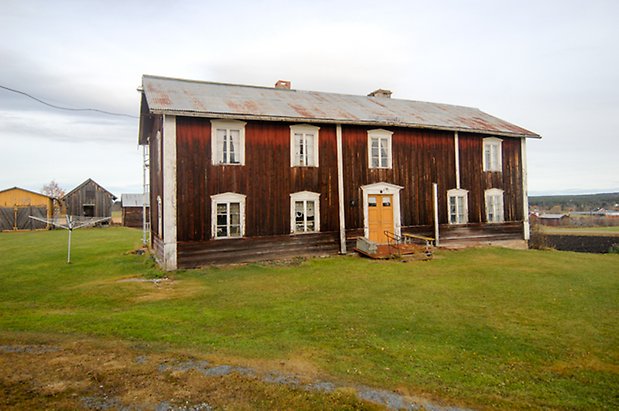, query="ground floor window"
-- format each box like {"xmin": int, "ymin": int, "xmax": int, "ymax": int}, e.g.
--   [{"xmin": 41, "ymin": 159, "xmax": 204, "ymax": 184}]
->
[
  {"xmin": 447, "ymin": 189, "xmax": 468, "ymax": 224},
  {"xmin": 290, "ymin": 191, "xmax": 320, "ymax": 233},
  {"xmin": 211, "ymin": 192, "xmax": 246, "ymax": 238},
  {"xmin": 216, "ymin": 202, "xmax": 241, "ymax": 237},
  {"xmin": 485, "ymin": 188, "xmax": 504, "ymax": 223}
]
